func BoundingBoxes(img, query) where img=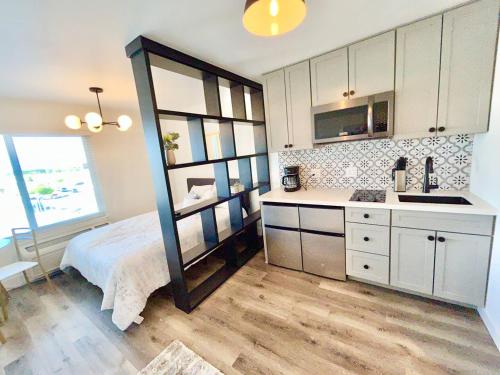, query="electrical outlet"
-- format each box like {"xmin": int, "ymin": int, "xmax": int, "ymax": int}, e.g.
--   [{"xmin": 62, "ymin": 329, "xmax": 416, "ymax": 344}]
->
[
  {"xmin": 311, "ymin": 168, "xmax": 321, "ymax": 176},
  {"xmin": 345, "ymin": 166, "xmax": 358, "ymax": 178}
]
